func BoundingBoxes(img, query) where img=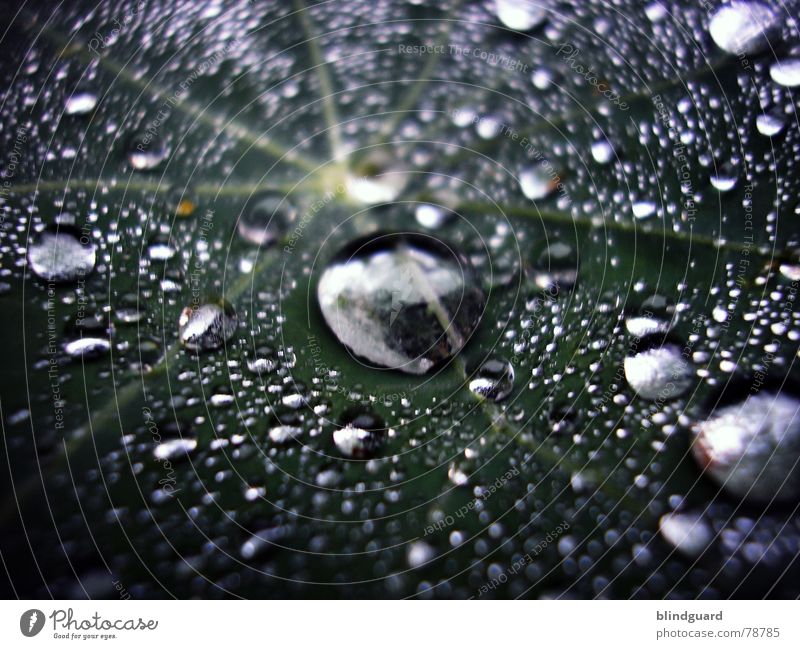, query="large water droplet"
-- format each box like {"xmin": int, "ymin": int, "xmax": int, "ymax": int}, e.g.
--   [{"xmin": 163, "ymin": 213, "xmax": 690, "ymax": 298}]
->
[
  {"xmin": 756, "ymin": 112, "xmax": 786, "ymax": 137},
  {"xmin": 659, "ymin": 511, "xmax": 714, "ymax": 558},
  {"xmin": 468, "ymin": 358, "xmax": 515, "ymax": 402},
  {"xmin": 624, "ymin": 343, "xmax": 692, "ymax": 400},
  {"xmin": 27, "ymin": 226, "xmax": 96, "ymax": 283},
  {"xmin": 178, "ymin": 300, "xmax": 237, "ymax": 352},
  {"xmin": 692, "ymin": 392, "xmax": 800, "ymax": 503},
  {"xmin": 519, "ymin": 165, "xmax": 556, "ymax": 201},
  {"xmin": 317, "ymin": 232, "xmax": 485, "ymax": 375},
  {"xmin": 708, "ymin": 2, "xmax": 778, "ymax": 55}
]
